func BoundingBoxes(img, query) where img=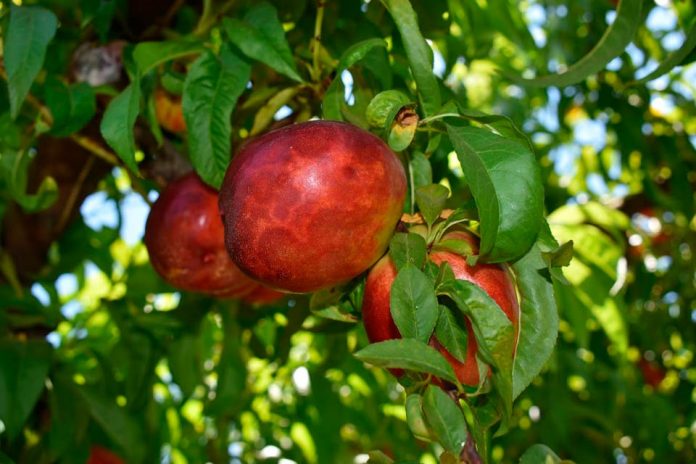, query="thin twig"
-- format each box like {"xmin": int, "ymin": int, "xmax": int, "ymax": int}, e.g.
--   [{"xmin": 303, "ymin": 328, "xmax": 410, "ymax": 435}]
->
[
  {"xmin": 56, "ymin": 156, "xmax": 96, "ymax": 233},
  {"xmin": 311, "ymin": 0, "xmax": 326, "ymax": 82},
  {"xmin": 69, "ymin": 133, "xmax": 120, "ymax": 166},
  {"xmin": 194, "ymin": 0, "xmax": 237, "ymax": 36},
  {"xmin": 0, "ymin": 67, "xmax": 120, "ymax": 166}
]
